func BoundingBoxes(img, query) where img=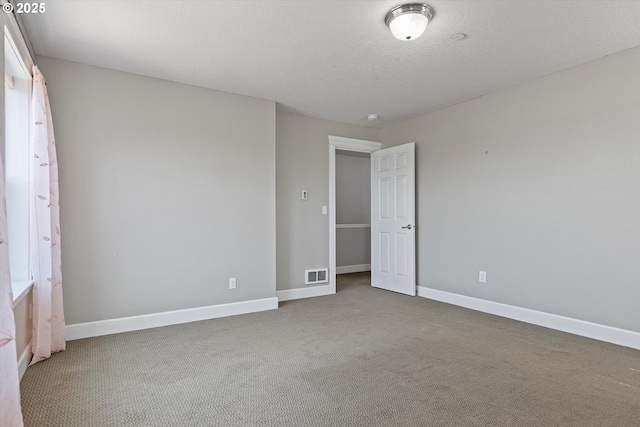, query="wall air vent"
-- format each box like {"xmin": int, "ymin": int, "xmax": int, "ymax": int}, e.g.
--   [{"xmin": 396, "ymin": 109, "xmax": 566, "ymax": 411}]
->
[{"xmin": 305, "ymin": 268, "xmax": 328, "ymax": 285}]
